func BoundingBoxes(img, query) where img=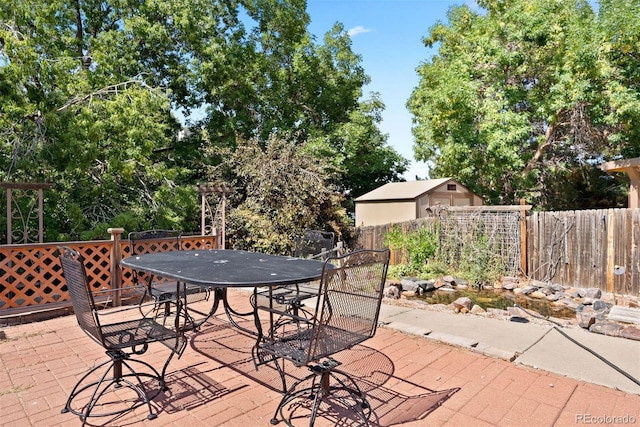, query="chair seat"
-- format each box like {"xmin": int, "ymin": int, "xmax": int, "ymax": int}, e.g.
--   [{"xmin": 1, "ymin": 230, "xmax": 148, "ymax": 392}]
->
[
  {"xmin": 149, "ymin": 282, "xmax": 209, "ymax": 302},
  {"xmin": 260, "ymin": 324, "xmax": 371, "ymax": 366},
  {"xmin": 255, "ymin": 283, "xmax": 318, "ymax": 308},
  {"xmin": 99, "ymin": 317, "xmax": 179, "ymax": 350}
]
